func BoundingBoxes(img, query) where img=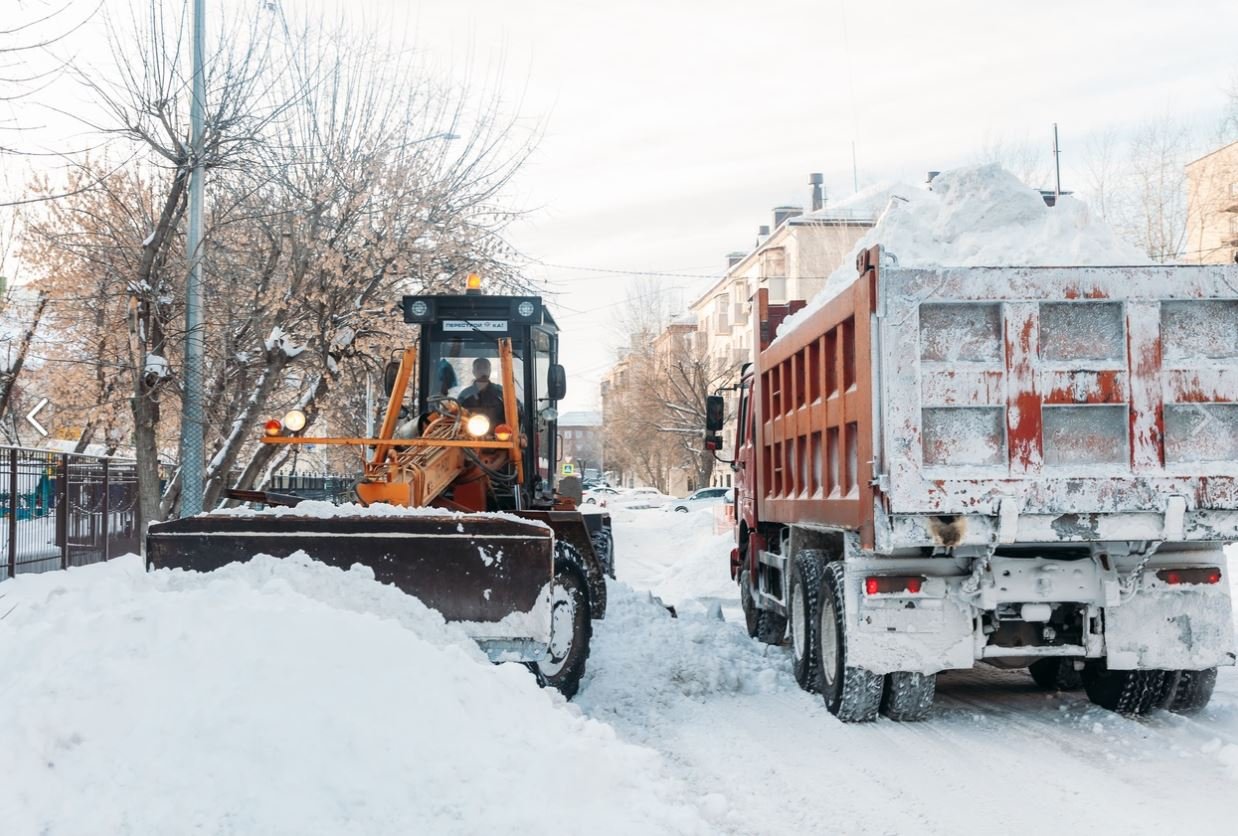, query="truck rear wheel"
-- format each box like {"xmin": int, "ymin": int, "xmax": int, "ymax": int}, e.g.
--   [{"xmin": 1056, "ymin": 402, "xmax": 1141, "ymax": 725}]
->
[
  {"xmin": 1028, "ymin": 658, "xmax": 1083, "ymax": 691},
  {"xmin": 788, "ymin": 550, "xmax": 826, "ymax": 691},
  {"xmin": 528, "ymin": 556, "xmax": 591, "ymax": 699},
  {"xmin": 740, "ymin": 568, "xmax": 786, "ymax": 645},
  {"xmin": 880, "ymin": 672, "xmax": 936, "ymax": 721},
  {"xmin": 1081, "ymin": 662, "xmax": 1165, "ymax": 716},
  {"xmin": 1160, "ymin": 668, "xmax": 1217, "ymax": 714},
  {"xmin": 816, "ymin": 561, "xmax": 883, "ymax": 722}
]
